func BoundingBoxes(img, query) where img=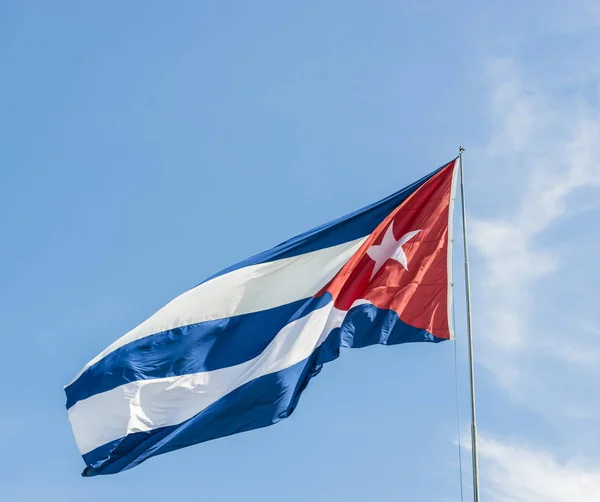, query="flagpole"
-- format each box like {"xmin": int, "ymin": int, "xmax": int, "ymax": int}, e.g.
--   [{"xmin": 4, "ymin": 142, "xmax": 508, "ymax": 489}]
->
[{"xmin": 458, "ymin": 146, "xmax": 481, "ymax": 502}]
